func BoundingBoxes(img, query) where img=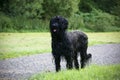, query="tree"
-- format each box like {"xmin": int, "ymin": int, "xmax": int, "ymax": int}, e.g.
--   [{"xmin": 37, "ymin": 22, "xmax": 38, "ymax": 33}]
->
[
  {"xmin": 0, "ymin": 0, "xmax": 43, "ymax": 19},
  {"xmin": 42, "ymin": 0, "xmax": 73, "ymax": 19}
]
